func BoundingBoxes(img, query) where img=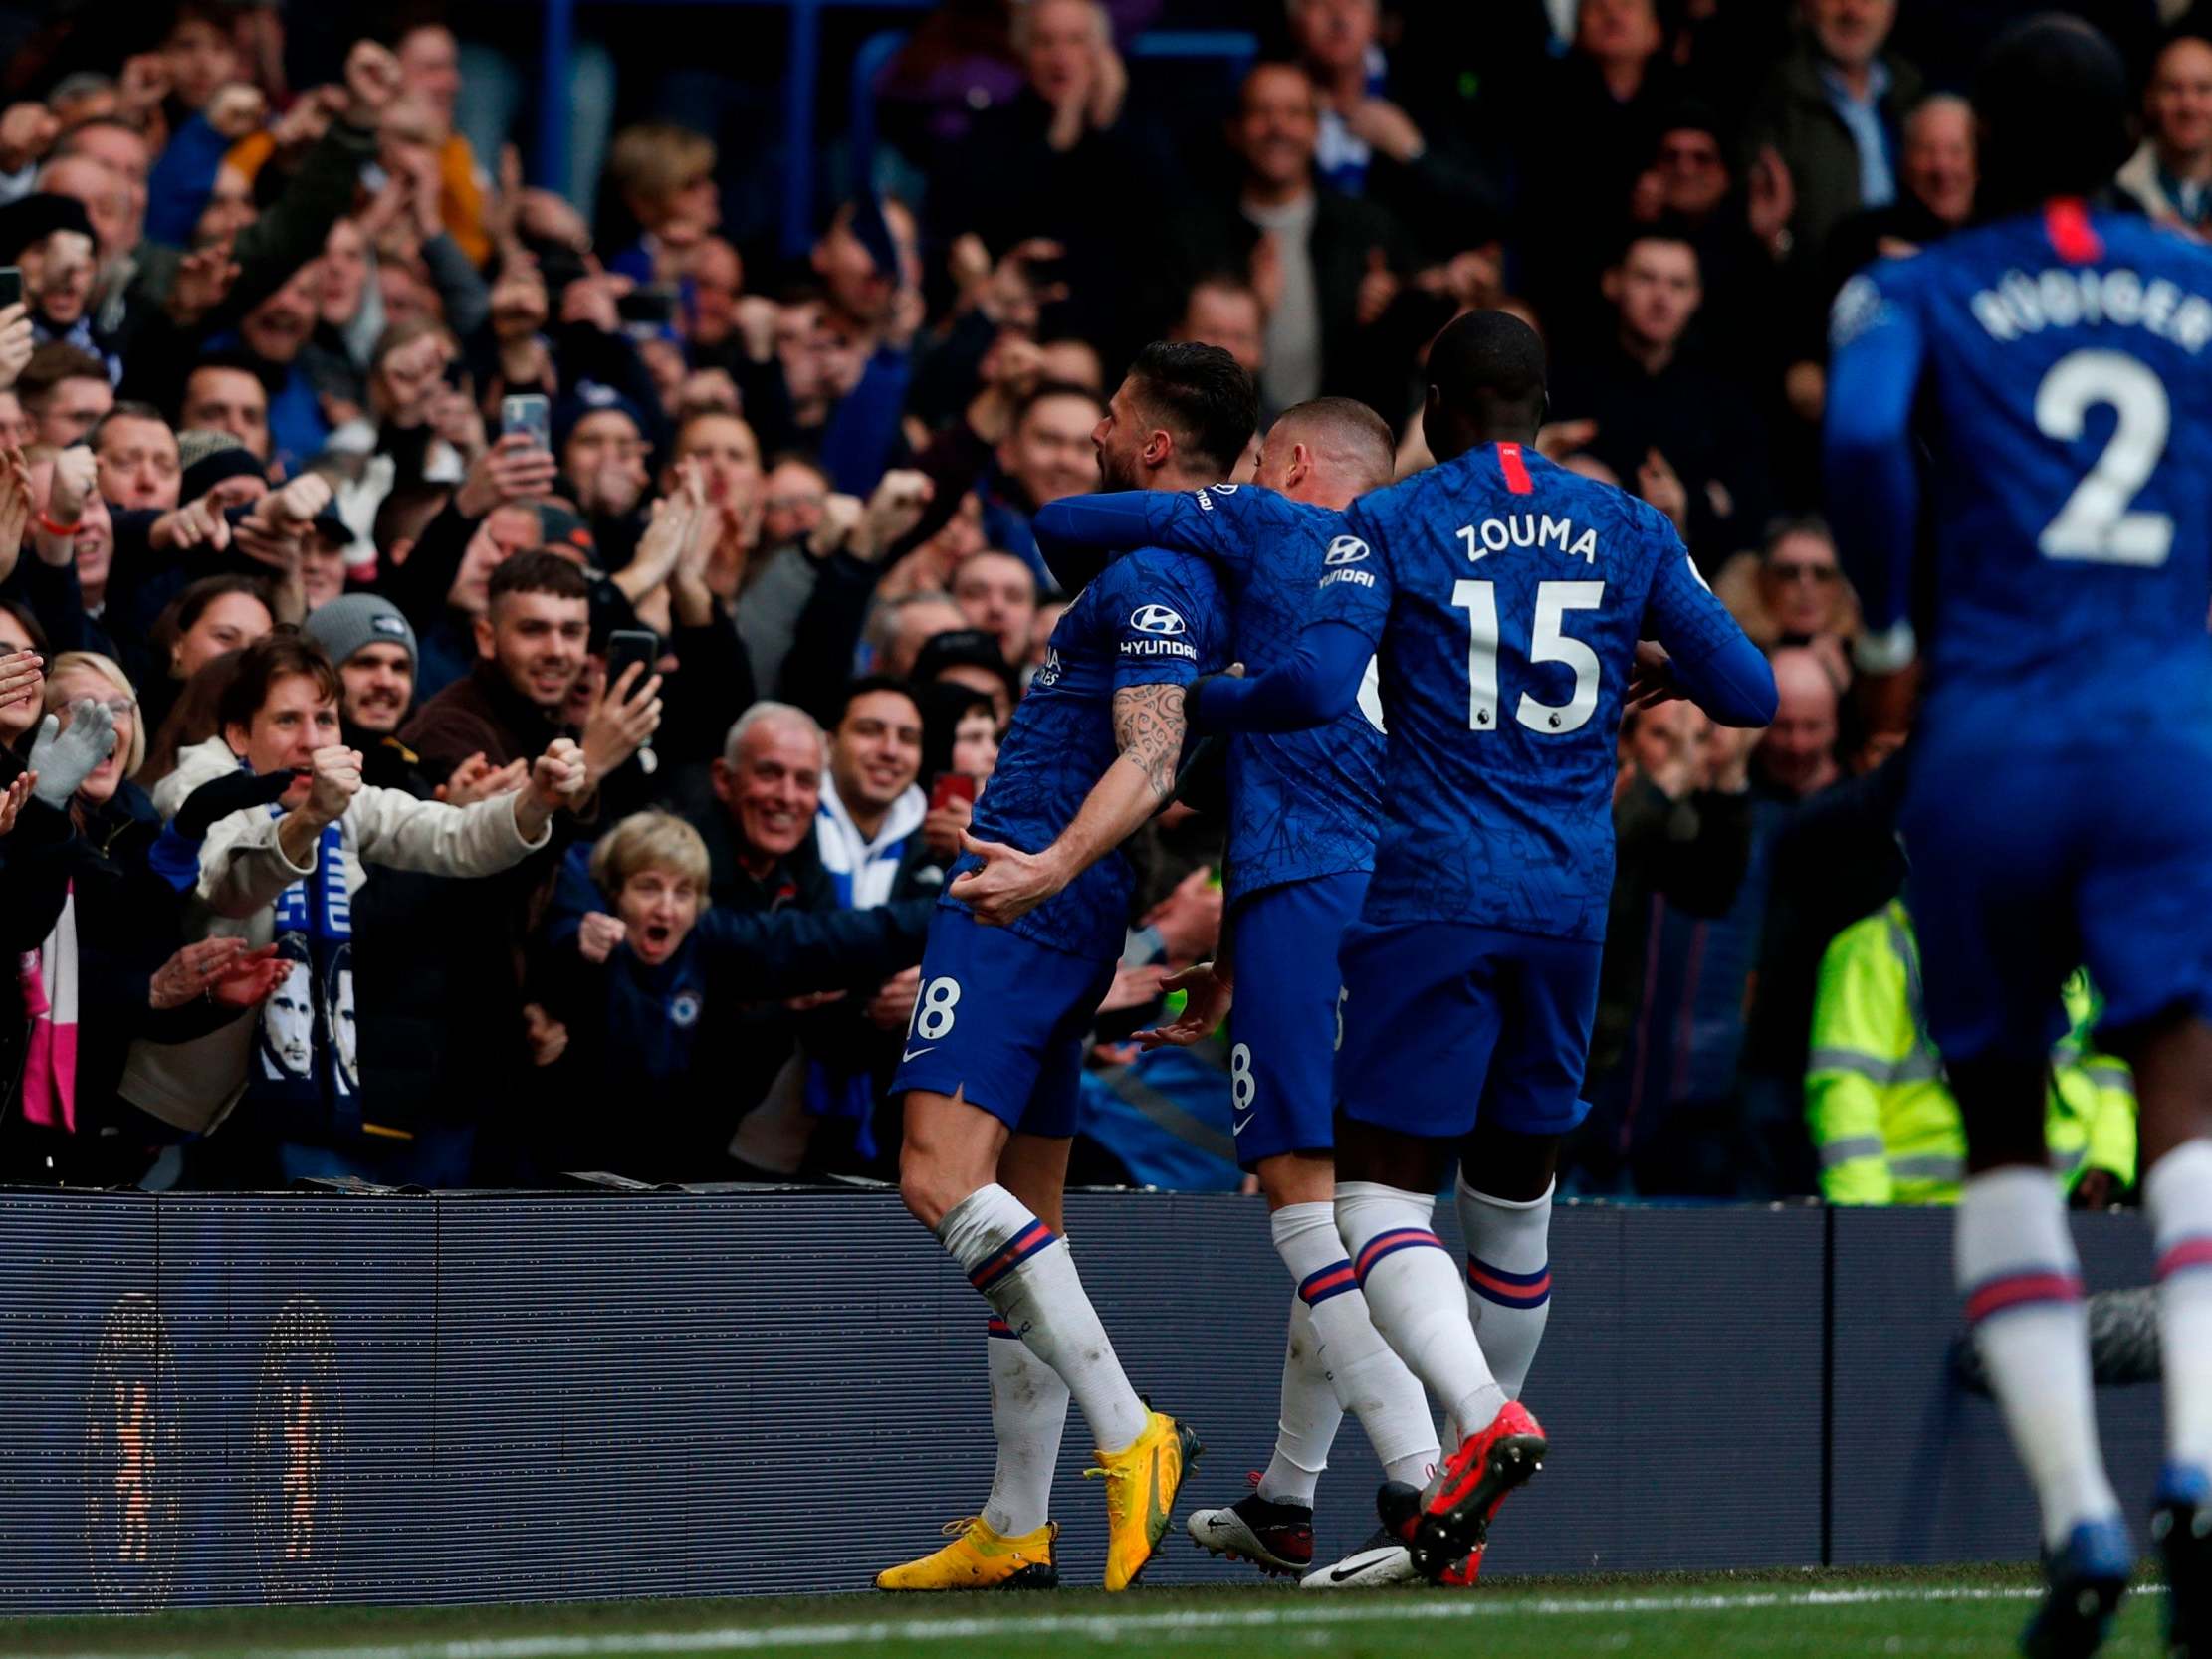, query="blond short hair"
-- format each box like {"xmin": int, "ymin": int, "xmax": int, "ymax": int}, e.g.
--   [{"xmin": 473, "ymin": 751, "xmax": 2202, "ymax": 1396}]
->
[
  {"xmin": 606, "ymin": 123, "xmax": 716, "ymax": 218},
  {"xmin": 45, "ymin": 650, "xmax": 146, "ymax": 778},
  {"xmin": 588, "ymin": 811, "xmax": 712, "ymax": 900}
]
